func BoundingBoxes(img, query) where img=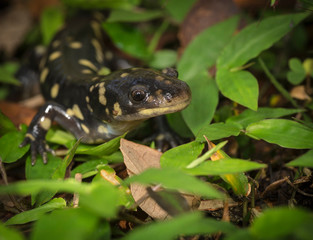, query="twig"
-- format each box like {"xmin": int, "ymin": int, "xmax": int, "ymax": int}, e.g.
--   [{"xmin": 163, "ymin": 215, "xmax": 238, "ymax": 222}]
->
[{"xmin": 73, "ymin": 173, "xmax": 82, "ymax": 208}]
